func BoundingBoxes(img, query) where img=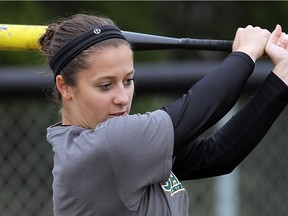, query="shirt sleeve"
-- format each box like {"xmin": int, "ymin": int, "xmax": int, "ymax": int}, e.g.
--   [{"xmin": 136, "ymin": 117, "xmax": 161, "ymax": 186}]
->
[
  {"xmin": 172, "ymin": 72, "xmax": 288, "ymax": 180},
  {"xmin": 163, "ymin": 52, "xmax": 255, "ymax": 156},
  {"xmin": 103, "ymin": 110, "xmax": 174, "ymax": 210}
]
